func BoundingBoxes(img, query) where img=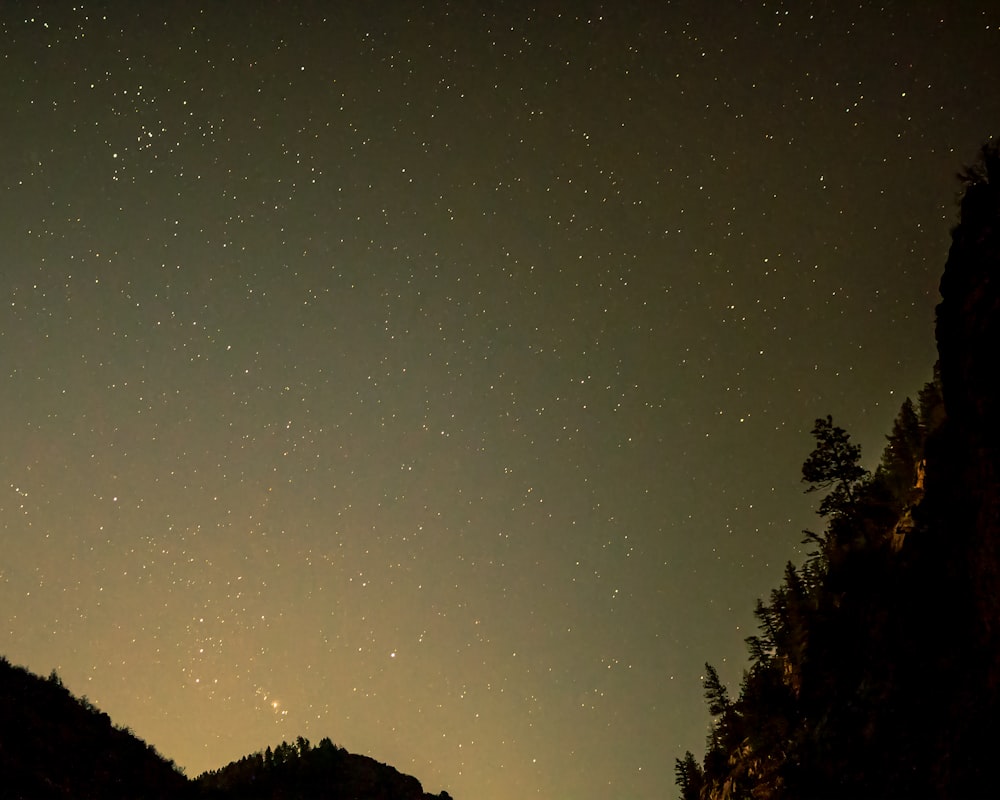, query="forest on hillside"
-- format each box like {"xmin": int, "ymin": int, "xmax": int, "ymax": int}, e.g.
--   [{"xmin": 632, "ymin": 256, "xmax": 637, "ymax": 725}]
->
[{"xmin": 677, "ymin": 141, "xmax": 1000, "ymax": 799}]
